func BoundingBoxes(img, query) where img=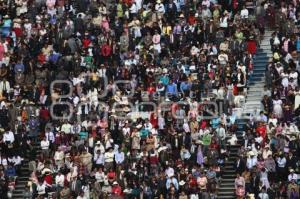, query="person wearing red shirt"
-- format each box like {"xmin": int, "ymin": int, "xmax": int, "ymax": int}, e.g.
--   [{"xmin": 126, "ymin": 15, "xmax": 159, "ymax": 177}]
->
[
  {"xmin": 123, "ymin": 0, "xmax": 133, "ymax": 6},
  {"xmin": 82, "ymin": 35, "xmax": 91, "ymax": 49},
  {"xmin": 101, "ymin": 43, "xmax": 112, "ymax": 58},
  {"xmin": 44, "ymin": 172, "xmax": 53, "ymax": 187},
  {"xmin": 39, "ymin": 106, "xmax": 50, "ymax": 121},
  {"xmin": 256, "ymin": 122, "xmax": 267, "ymax": 143},
  {"xmin": 188, "ymin": 175, "xmax": 197, "ymax": 187},
  {"xmin": 188, "ymin": 15, "xmax": 196, "ymax": 25},
  {"xmin": 150, "ymin": 112, "xmax": 158, "ymax": 128},
  {"xmin": 111, "ymin": 181, "xmax": 123, "ymax": 196},
  {"xmin": 247, "ymin": 36, "xmax": 257, "ymax": 55},
  {"xmin": 209, "ymin": 139, "xmax": 219, "ymax": 151},
  {"xmin": 147, "ymin": 83, "xmax": 156, "ymax": 95},
  {"xmin": 107, "ymin": 168, "xmax": 116, "ymax": 183},
  {"xmin": 149, "ymin": 151, "xmax": 159, "ymax": 166}
]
